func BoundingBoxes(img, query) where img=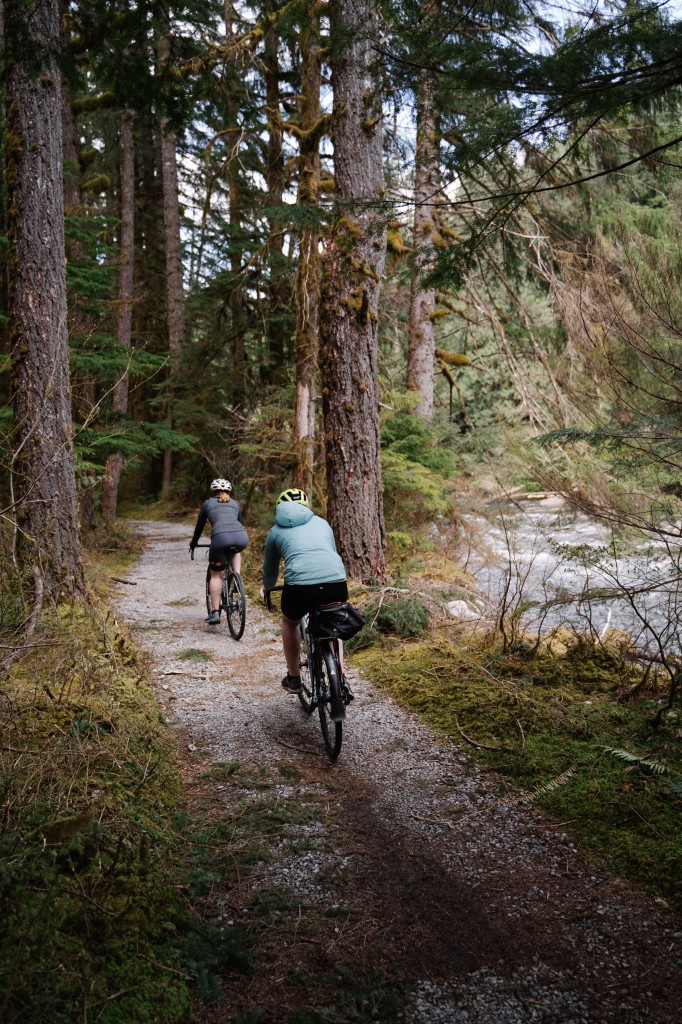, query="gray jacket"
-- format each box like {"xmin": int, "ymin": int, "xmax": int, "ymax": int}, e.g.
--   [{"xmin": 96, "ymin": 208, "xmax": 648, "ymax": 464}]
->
[{"xmin": 191, "ymin": 497, "xmax": 244, "ymax": 545}]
